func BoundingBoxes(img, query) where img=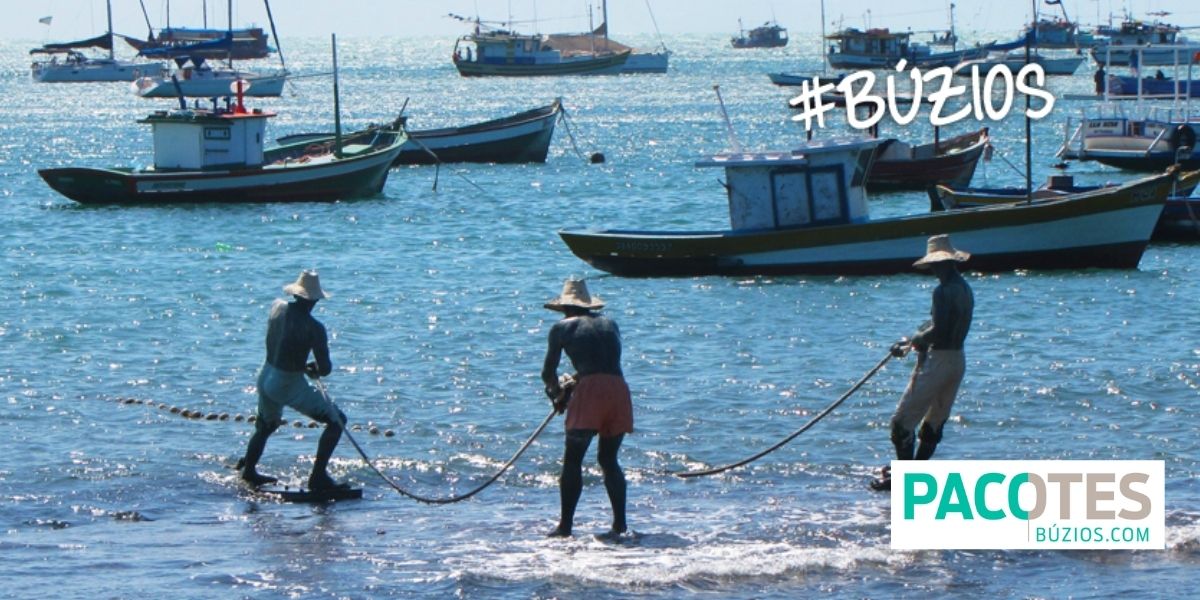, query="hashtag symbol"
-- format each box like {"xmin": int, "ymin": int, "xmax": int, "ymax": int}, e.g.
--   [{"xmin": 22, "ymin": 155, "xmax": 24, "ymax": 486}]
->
[{"xmin": 789, "ymin": 78, "xmax": 837, "ymax": 132}]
